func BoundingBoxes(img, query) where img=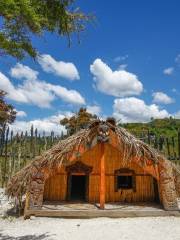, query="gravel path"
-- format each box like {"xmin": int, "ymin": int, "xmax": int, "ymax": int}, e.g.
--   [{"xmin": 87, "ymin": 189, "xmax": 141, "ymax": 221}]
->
[{"xmin": 0, "ymin": 216, "xmax": 180, "ymax": 240}]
